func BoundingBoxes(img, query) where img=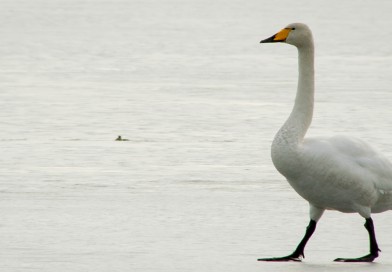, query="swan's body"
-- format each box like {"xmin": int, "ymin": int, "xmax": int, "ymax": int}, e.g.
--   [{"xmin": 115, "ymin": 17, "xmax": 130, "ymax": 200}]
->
[
  {"xmin": 280, "ymin": 135, "xmax": 392, "ymax": 214},
  {"xmin": 258, "ymin": 23, "xmax": 392, "ymax": 262}
]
